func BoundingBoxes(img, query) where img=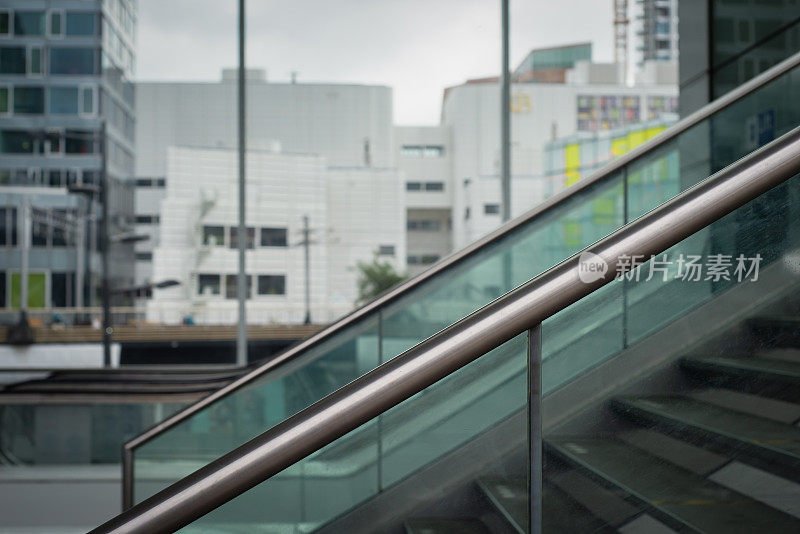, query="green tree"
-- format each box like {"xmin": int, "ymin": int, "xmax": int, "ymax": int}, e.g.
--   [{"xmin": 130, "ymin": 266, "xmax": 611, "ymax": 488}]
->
[{"xmin": 355, "ymin": 255, "xmax": 406, "ymax": 304}]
